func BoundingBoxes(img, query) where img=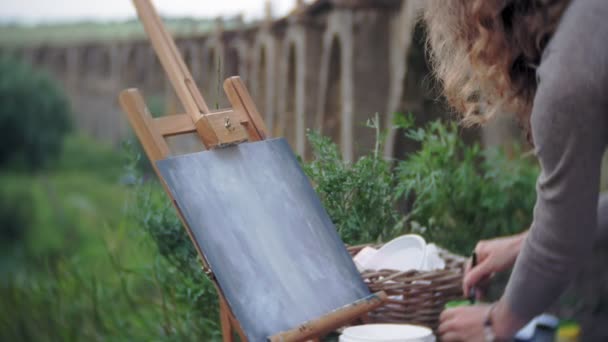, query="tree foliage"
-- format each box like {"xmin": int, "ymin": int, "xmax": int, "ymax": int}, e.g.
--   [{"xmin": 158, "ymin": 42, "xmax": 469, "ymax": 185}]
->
[
  {"xmin": 396, "ymin": 120, "xmax": 539, "ymax": 254},
  {"xmin": 0, "ymin": 55, "xmax": 71, "ymax": 170},
  {"xmin": 303, "ymin": 116, "xmax": 538, "ymax": 255},
  {"xmin": 303, "ymin": 118, "xmax": 405, "ymax": 245}
]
